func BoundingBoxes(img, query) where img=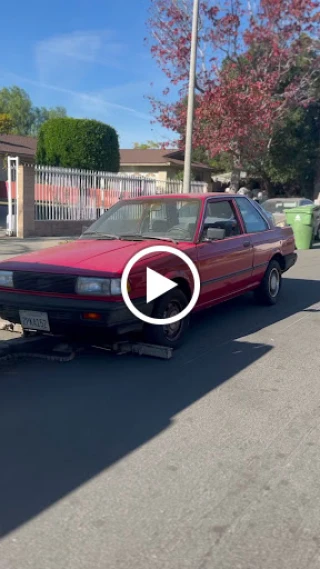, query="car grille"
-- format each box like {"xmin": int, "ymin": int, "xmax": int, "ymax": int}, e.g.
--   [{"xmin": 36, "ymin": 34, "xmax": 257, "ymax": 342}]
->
[{"xmin": 13, "ymin": 272, "xmax": 77, "ymax": 294}]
